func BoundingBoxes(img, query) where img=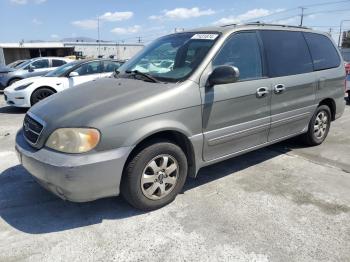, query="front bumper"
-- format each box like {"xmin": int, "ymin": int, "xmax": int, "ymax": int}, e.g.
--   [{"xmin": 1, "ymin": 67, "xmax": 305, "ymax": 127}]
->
[
  {"xmin": 15, "ymin": 130, "xmax": 133, "ymax": 202},
  {"xmin": 3, "ymin": 89, "xmax": 31, "ymax": 107}
]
